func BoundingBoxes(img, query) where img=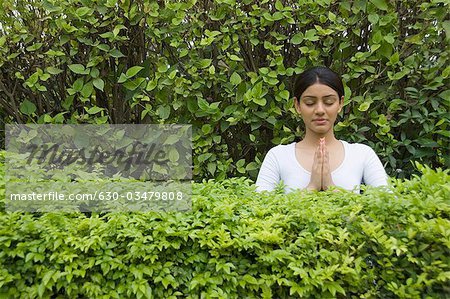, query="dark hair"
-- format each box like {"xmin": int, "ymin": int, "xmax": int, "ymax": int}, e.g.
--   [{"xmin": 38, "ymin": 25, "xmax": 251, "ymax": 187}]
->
[{"xmin": 293, "ymin": 66, "xmax": 344, "ymax": 101}]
